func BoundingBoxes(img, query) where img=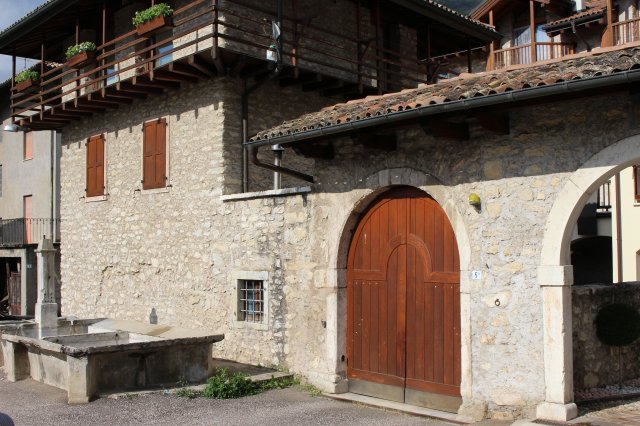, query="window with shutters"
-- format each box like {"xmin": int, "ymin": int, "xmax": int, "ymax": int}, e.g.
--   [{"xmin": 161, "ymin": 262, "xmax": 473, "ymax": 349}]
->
[
  {"xmin": 142, "ymin": 118, "xmax": 168, "ymax": 191},
  {"xmin": 86, "ymin": 134, "xmax": 106, "ymax": 199}
]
